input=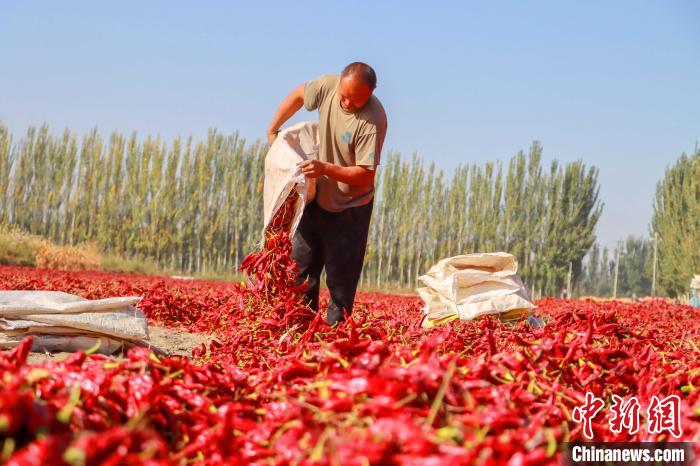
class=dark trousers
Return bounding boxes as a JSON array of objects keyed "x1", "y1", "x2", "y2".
[{"x1": 291, "y1": 199, "x2": 373, "y2": 325}]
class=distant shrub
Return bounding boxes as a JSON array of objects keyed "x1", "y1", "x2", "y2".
[
  {"x1": 35, "y1": 242, "x2": 101, "y2": 271},
  {"x1": 0, "y1": 225, "x2": 44, "y2": 266}
]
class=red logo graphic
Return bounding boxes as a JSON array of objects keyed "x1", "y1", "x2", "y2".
[
  {"x1": 647, "y1": 394, "x2": 682, "y2": 438},
  {"x1": 572, "y1": 392, "x2": 605, "y2": 439},
  {"x1": 609, "y1": 395, "x2": 641, "y2": 435},
  {"x1": 572, "y1": 393, "x2": 683, "y2": 439}
]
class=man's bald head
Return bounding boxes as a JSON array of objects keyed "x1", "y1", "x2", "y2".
[
  {"x1": 340, "y1": 62, "x2": 377, "y2": 90},
  {"x1": 338, "y1": 62, "x2": 377, "y2": 112}
]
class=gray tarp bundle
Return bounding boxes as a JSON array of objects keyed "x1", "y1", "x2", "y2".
[{"x1": 0, "y1": 290, "x2": 156, "y2": 355}]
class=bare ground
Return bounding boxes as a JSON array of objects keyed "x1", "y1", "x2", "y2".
[{"x1": 25, "y1": 325, "x2": 212, "y2": 365}]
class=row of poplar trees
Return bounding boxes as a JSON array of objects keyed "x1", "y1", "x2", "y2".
[
  {"x1": 579, "y1": 237, "x2": 653, "y2": 298},
  {"x1": 651, "y1": 147, "x2": 700, "y2": 297},
  {"x1": 0, "y1": 122, "x2": 603, "y2": 296},
  {"x1": 0, "y1": 124, "x2": 265, "y2": 273},
  {"x1": 579, "y1": 146, "x2": 699, "y2": 299},
  {"x1": 366, "y1": 145, "x2": 602, "y2": 297}
]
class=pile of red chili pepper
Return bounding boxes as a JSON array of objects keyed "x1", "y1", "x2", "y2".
[{"x1": 0, "y1": 216, "x2": 699, "y2": 463}]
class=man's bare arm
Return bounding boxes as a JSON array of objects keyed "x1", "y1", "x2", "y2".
[
  {"x1": 298, "y1": 160, "x2": 375, "y2": 186},
  {"x1": 267, "y1": 84, "x2": 305, "y2": 146}
]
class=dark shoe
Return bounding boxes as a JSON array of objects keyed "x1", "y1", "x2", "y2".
[
  {"x1": 527, "y1": 315, "x2": 545, "y2": 328},
  {"x1": 326, "y1": 305, "x2": 348, "y2": 326}
]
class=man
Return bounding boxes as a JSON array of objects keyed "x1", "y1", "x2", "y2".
[{"x1": 267, "y1": 62, "x2": 388, "y2": 325}]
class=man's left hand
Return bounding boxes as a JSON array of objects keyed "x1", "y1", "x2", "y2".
[{"x1": 298, "y1": 160, "x2": 326, "y2": 178}]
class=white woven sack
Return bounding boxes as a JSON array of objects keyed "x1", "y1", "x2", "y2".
[
  {"x1": 262, "y1": 121, "x2": 318, "y2": 240},
  {"x1": 0, "y1": 291, "x2": 148, "y2": 340},
  {"x1": 418, "y1": 252, "x2": 534, "y2": 324}
]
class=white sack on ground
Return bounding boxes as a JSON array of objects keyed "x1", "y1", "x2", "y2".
[
  {"x1": 418, "y1": 252, "x2": 535, "y2": 327},
  {"x1": 0, "y1": 290, "x2": 150, "y2": 354},
  {"x1": 17, "y1": 307, "x2": 148, "y2": 340},
  {"x1": 0, "y1": 291, "x2": 147, "y2": 340},
  {"x1": 691, "y1": 275, "x2": 700, "y2": 290},
  {"x1": 263, "y1": 121, "x2": 318, "y2": 239},
  {"x1": 0, "y1": 290, "x2": 141, "y2": 315}
]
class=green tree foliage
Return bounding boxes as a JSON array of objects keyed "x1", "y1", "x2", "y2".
[
  {"x1": 619, "y1": 236, "x2": 652, "y2": 298},
  {"x1": 580, "y1": 237, "x2": 653, "y2": 298},
  {"x1": 362, "y1": 141, "x2": 602, "y2": 296},
  {"x1": 0, "y1": 122, "x2": 604, "y2": 295},
  {"x1": 0, "y1": 122, "x2": 265, "y2": 274},
  {"x1": 651, "y1": 147, "x2": 700, "y2": 297}
]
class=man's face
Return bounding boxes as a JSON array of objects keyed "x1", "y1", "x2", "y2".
[{"x1": 338, "y1": 76, "x2": 373, "y2": 112}]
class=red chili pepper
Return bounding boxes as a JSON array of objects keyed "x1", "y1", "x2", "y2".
[{"x1": 0, "y1": 230, "x2": 699, "y2": 464}]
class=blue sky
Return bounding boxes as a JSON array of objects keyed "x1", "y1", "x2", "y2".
[{"x1": 1, "y1": 1, "x2": 698, "y2": 249}]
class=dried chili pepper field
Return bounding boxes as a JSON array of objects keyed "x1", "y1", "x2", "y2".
[{"x1": 1, "y1": 232, "x2": 699, "y2": 464}]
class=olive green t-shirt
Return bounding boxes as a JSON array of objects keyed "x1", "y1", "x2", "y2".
[{"x1": 304, "y1": 74, "x2": 388, "y2": 212}]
